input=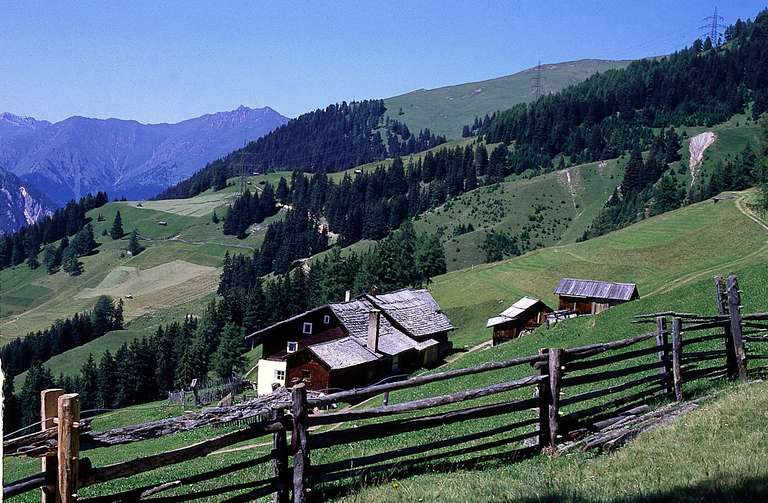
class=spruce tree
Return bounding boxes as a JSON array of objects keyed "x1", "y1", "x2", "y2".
[
  {"x1": 2, "y1": 372, "x2": 20, "y2": 432},
  {"x1": 212, "y1": 323, "x2": 246, "y2": 377},
  {"x1": 211, "y1": 210, "x2": 219, "y2": 224},
  {"x1": 128, "y1": 229, "x2": 144, "y2": 256},
  {"x1": 622, "y1": 144, "x2": 645, "y2": 194},
  {"x1": 62, "y1": 246, "x2": 83, "y2": 276},
  {"x1": 43, "y1": 245, "x2": 59, "y2": 274},
  {"x1": 97, "y1": 350, "x2": 117, "y2": 408},
  {"x1": 110, "y1": 211, "x2": 124, "y2": 239},
  {"x1": 80, "y1": 354, "x2": 99, "y2": 409},
  {"x1": 73, "y1": 223, "x2": 97, "y2": 256},
  {"x1": 27, "y1": 250, "x2": 40, "y2": 269},
  {"x1": 19, "y1": 362, "x2": 55, "y2": 426}
]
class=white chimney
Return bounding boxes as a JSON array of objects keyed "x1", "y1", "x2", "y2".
[
  {"x1": 345, "y1": 290, "x2": 351, "y2": 302},
  {"x1": 367, "y1": 309, "x2": 380, "y2": 352}
]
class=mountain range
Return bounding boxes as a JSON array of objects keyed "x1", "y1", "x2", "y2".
[
  {"x1": 0, "y1": 167, "x2": 55, "y2": 234},
  {"x1": 0, "y1": 106, "x2": 288, "y2": 210}
]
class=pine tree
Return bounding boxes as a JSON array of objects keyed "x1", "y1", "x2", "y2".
[
  {"x1": 758, "y1": 117, "x2": 768, "y2": 213},
  {"x1": 72, "y1": 223, "x2": 97, "y2": 256},
  {"x1": 79, "y1": 354, "x2": 99, "y2": 409},
  {"x1": 212, "y1": 323, "x2": 246, "y2": 377},
  {"x1": 27, "y1": 250, "x2": 40, "y2": 269},
  {"x1": 128, "y1": 229, "x2": 144, "y2": 256},
  {"x1": 97, "y1": 350, "x2": 117, "y2": 408},
  {"x1": 110, "y1": 211, "x2": 124, "y2": 239},
  {"x1": 62, "y1": 246, "x2": 83, "y2": 276},
  {"x1": 415, "y1": 233, "x2": 446, "y2": 285},
  {"x1": 43, "y1": 245, "x2": 59, "y2": 274},
  {"x1": 19, "y1": 362, "x2": 55, "y2": 426},
  {"x1": 2, "y1": 372, "x2": 20, "y2": 432},
  {"x1": 622, "y1": 144, "x2": 645, "y2": 194}
]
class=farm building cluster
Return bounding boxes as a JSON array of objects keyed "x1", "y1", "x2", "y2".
[
  {"x1": 248, "y1": 278, "x2": 639, "y2": 395},
  {"x1": 487, "y1": 278, "x2": 639, "y2": 346},
  {"x1": 247, "y1": 289, "x2": 454, "y2": 395}
]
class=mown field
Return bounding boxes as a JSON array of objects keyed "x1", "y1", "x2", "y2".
[{"x1": 5, "y1": 191, "x2": 767, "y2": 502}]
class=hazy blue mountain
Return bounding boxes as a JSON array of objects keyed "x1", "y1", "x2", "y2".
[
  {"x1": 0, "y1": 167, "x2": 54, "y2": 234},
  {"x1": 0, "y1": 106, "x2": 288, "y2": 205}
]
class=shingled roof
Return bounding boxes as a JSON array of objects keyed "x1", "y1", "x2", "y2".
[
  {"x1": 366, "y1": 289, "x2": 454, "y2": 338},
  {"x1": 486, "y1": 297, "x2": 551, "y2": 328},
  {"x1": 309, "y1": 337, "x2": 380, "y2": 370},
  {"x1": 329, "y1": 299, "x2": 419, "y2": 356},
  {"x1": 554, "y1": 278, "x2": 638, "y2": 302}
]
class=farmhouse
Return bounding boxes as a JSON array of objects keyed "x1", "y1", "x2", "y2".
[
  {"x1": 486, "y1": 297, "x2": 552, "y2": 345},
  {"x1": 554, "y1": 278, "x2": 639, "y2": 315},
  {"x1": 247, "y1": 289, "x2": 454, "y2": 395}
]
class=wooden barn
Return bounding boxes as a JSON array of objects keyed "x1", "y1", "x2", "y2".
[
  {"x1": 486, "y1": 297, "x2": 552, "y2": 346},
  {"x1": 554, "y1": 278, "x2": 639, "y2": 315},
  {"x1": 247, "y1": 289, "x2": 454, "y2": 395}
]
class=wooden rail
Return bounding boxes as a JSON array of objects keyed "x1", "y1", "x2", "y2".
[{"x1": 4, "y1": 274, "x2": 762, "y2": 503}]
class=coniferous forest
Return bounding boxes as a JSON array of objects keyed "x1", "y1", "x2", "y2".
[
  {"x1": 156, "y1": 100, "x2": 446, "y2": 199},
  {"x1": 0, "y1": 192, "x2": 108, "y2": 270}
]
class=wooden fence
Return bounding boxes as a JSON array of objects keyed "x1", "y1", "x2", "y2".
[{"x1": 4, "y1": 275, "x2": 767, "y2": 503}]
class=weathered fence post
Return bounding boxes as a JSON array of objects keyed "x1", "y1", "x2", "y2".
[
  {"x1": 714, "y1": 275, "x2": 737, "y2": 377},
  {"x1": 671, "y1": 318, "x2": 684, "y2": 401},
  {"x1": 57, "y1": 393, "x2": 80, "y2": 503},
  {"x1": 655, "y1": 317, "x2": 672, "y2": 394},
  {"x1": 41, "y1": 388, "x2": 65, "y2": 502},
  {"x1": 726, "y1": 275, "x2": 748, "y2": 381},
  {"x1": 536, "y1": 348, "x2": 550, "y2": 449},
  {"x1": 271, "y1": 409, "x2": 289, "y2": 503},
  {"x1": 291, "y1": 383, "x2": 310, "y2": 503},
  {"x1": 547, "y1": 349, "x2": 563, "y2": 447}
]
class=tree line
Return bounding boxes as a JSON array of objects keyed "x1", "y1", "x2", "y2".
[
  {"x1": 237, "y1": 142, "x2": 505, "y2": 276},
  {"x1": 481, "y1": 12, "x2": 768, "y2": 174},
  {"x1": 155, "y1": 100, "x2": 446, "y2": 199},
  {"x1": 1, "y1": 296, "x2": 123, "y2": 378},
  {"x1": 0, "y1": 192, "x2": 108, "y2": 270}
]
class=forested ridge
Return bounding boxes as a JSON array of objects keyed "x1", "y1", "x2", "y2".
[
  {"x1": 156, "y1": 100, "x2": 446, "y2": 199},
  {"x1": 0, "y1": 192, "x2": 108, "y2": 270},
  {"x1": 481, "y1": 14, "x2": 768, "y2": 167}
]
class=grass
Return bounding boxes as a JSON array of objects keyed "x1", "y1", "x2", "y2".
[
  {"x1": 384, "y1": 59, "x2": 632, "y2": 139},
  {"x1": 335, "y1": 381, "x2": 768, "y2": 503},
  {"x1": 4, "y1": 193, "x2": 768, "y2": 502},
  {"x1": 431, "y1": 193, "x2": 768, "y2": 349},
  {"x1": 414, "y1": 158, "x2": 624, "y2": 271}
]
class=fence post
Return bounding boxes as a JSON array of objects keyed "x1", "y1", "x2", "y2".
[
  {"x1": 57, "y1": 393, "x2": 80, "y2": 503},
  {"x1": 654, "y1": 317, "x2": 672, "y2": 394},
  {"x1": 726, "y1": 275, "x2": 748, "y2": 381},
  {"x1": 535, "y1": 348, "x2": 550, "y2": 449},
  {"x1": 714, "y1": 275, "x2": 737, "y2": 377},
  {"x1": 671, "y1": 318, "x2": 684, "y2": 401},
  {"x1": 291, "y1": 384, "x2": 310, "y2": 503},
  {"x1": 272, "y1": 409, "x2": 289, "y2": 503},
  {"x1": 41, "y1": 388, "x2": 65, "y2": 502},
  {"x1": 547, "y1": 349, "x2": 563, "y2": 447}
]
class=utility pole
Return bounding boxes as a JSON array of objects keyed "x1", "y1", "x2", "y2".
[
  {"x1": 700, "y1": 7, "x2": 725, "y2": 47},
  {"x1": 531, "y1": 59, "x2": 544, "y2": 99}
]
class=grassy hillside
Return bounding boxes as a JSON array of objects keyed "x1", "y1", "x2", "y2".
[
  {"x1": 384, "y1": 59, "x2": 632, "y2": 139},
  {"x1": 432, "y1": 193, "x2": 767, "y2": 349},
  {"x1": 337, "y1": 381, "x2": 768, "y2": 503},
  {"x1": 415, "y1": 158, "x2": 624, "y2": 270},
  {"x1": 4, "y1": 191, "x2": 767, "y2": 502}
]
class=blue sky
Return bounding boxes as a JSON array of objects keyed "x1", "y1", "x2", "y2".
[{"x1": 1, "y1": 1, "x2": 765, "y2": 123}]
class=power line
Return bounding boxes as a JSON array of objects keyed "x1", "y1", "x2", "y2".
[
  {"x1": 531, "y1": 59, "x2": 544, "y2": 99},
  {"x1": 699, "y1": 6, "x2": 725, "y2": 46}
]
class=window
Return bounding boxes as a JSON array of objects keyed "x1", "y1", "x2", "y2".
[
  {"x1": 392, "y1": 355, "x2": 400, "y2": 371},
  {"x1": 274, "y1": 369, "x2": 285, "y2": 381},
  {"x1": 302, "y1": 322, "x2": 313, "y2": 335},
  {"x1": 287, "y1": 341, "x2": 298, "y2": 353},
  {"x1": 323, "y1": 315, "x2": 331, "y2": 324}
]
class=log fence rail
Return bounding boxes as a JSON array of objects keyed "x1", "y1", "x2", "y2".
[{"x1": 4, "y1": 275, "x2": 767, "y2": 502}]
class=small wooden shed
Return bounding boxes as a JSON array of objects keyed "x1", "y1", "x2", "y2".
[
  {"x1": 554, "y1": 278, "x2": 639, "y2": 315},
  {"x1": 486, "y1": 297, "x2": 553, "y2": 346}
]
